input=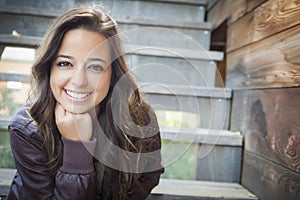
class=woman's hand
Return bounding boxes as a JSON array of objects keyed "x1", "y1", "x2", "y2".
[{"x1": 55, "y1": 103, "x2": 92, "y2": 141}]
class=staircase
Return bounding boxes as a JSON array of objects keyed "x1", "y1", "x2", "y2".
[{"x1": 0, "y1": 0, "x2": 257, "y2": 199}]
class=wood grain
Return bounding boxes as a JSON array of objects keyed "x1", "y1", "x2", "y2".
[
  {"x1": 228, "y1": 0, "x2": 300, "y2": 52},
  {"x1": 247, "y1": 0, "x2": 267, "y2": 12},
  {"x1": 231, "y1": 88, "x2": 300, "y2": 173},
  {"x1": 226, "y1": 23, "x2": 300, "y2": 89},
  {"x1": 242, "y1": 151, "x2": 300, "y2": 200},
  {"x1": 207, "y1": 0, "x2": 247, "y2": 30}
]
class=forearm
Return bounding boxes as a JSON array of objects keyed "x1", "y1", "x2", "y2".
[{"x1": 8, "y1": 127, "x2": 97, "y2": 200}]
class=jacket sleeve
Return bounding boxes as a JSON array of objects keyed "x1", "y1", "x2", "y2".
[
  {"x1": 128, "y1": 132, "x2": 164, "y2": 199},
  {"x1": 8, "y1": 126, "x2": 96, "y2": 200}
]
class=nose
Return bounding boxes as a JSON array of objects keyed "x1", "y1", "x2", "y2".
[{"x1": 71, "y1": 67, "x2": 88, "y2": 88}]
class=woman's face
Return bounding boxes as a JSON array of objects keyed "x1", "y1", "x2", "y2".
[{"x1": 50, "y1": 29, "x2": 112, "y2": 114}]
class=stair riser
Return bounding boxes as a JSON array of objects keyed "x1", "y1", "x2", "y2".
[
  {"x1": 142, "y1": 94, "x2": 231, "y2": 129},
  {"x1": 102, "y1": 0, "x2": 205, "y2": 23},
  {"x1": 0, "y1": 0, "x2": 206, "y2": 23},
  {"x1": 126, "y1": 54, "x2": 216, "y2": 86},
  {"x1": 0, "y1": 14, "x2": 52, "y2": 37},
  {"x1": 118, "y1": 24, "x2": 210, "y2": 50},
  {"x1": 195, "y1": 145, "x2": 242, "y2": 182},
  {"x1": 0, "y1": 13, "x2": 210, "y2": 50},
  {"x1": 0, "y1": 0, "x2": 74, "y2": 10}
]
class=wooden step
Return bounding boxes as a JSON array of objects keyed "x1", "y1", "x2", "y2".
[
  {"x1": 0, "y1": 6, "x2": 211, "y2": 50},
  {"x1": 0, "y1": 0, "x2": 206, "y2": 22},
  {"x1": 111, "y1": 19, "x2": 211, "y2": 50},
  {"x1": 126, "y1": 56, "x2": 217, "y2": 87},
  {"x1": 124, "y1": 45, "x2": 223, "y2": 87},
  {"x1": 138, "y1": 84, "x2": 232, "y2": 129},
  {"x1": 147, "y1": 179, "x2": 258, "y2": 200},
  {"x1": 0, "y1": 34, "x2": 223, "y2": 86},
  {"x1": 102, "y1": 0, "x2": 206, "y2": 23},
  {"x1": 159, "y1": 126, "x2": 242, "y2": 182},
  {"x1": 0, "y1": 169, "x2": 257, "y2": 200}
]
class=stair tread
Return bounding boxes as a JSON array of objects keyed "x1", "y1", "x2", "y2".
[
  {"x1": 161, "y1": 127, "x2": 242, "y2": 146},
  {"x1": 151, "y1": 179, "x2": 258, "y2": 199},
  {"x1": 115, "y1": 16, "x2": 211, "y2": 29},
  {"x1": 0, "y1": 170, "x2": 257, "y2": 199},
  {"x1": 125, "y1": 45, "x2": 223, "y2": 61},
  {"x1": 138, "y1": 83, "x2": 231, "y2": 98}
]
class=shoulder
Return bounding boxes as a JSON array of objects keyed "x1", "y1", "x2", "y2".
[{"x1": 8, "y1": 105, "x2": 40, "y2": 140}]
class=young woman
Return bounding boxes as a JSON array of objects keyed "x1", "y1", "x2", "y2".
[{"x1": 8, "y1": 5, "x2": 163, "y2": 200}]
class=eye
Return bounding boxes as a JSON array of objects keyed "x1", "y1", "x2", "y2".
[
  {"x1": 87, "y1": 64, "x2": 104, "y2": 72},
  {"x1": 56, "y1": 61, "x2": 73, "y2": 67}
]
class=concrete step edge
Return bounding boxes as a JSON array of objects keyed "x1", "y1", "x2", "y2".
[
  {"x1": 125, "y1": 45, "x2": 223, "y2": 61},
  {"x1": 161, "y1": 127, "x2": 242, "y2": 146},
  {"x1": 138, "y1": 83, "x2": 232, "y2": 98},
  {"x1": 115, "y1": 16, "x2": 211, "y2": 30}
]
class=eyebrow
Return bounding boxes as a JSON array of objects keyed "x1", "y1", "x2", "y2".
[{"x1": 56, "y1": 54, "x2": 108, "y2": 65}]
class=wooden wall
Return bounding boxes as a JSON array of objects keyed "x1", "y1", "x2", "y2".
[{"x1": 207, "y1": 0, "x2": 300, "y2": 199}]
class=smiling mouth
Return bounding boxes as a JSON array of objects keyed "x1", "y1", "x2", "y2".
[{"x1": 65, "y1": 89, "x2": 91, "y2": 100}]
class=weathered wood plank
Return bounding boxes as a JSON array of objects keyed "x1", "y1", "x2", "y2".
[
  {"x1": 228, "y1": 0, "x2": 300, "y2": 52},
  {"x1": 226, "y1": 24, "x2": 300, "y2": 89},
  {"x1": 148, "y1": 179, "x2": 257, "y2": 200},
  {"x1": 242, "y1": 151, "x2": 300, "y2": 200},
  {"x1": 207, "y1": 0, "x2": 247, "y2": 30},
  {"x1": 246, "y1": 0, "x2": 267, "y2": 12},
  {"x1": 231, "y1": 88, "x2": 300, "y2": 173}
]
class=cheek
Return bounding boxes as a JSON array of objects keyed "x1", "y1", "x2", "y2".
[
  {"x1": 94, "y1": 72, "x2": 111, "y2": 98},
  {"x1": 50, "y1": 70, "x2": 65, "y2": 95}
]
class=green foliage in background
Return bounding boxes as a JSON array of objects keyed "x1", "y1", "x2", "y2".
[
  {"x1": 161, "y1": 140, "x2": 196, "y2": 180},
  {"x1": 0, "y1": 130, "x2": 14, "y2": 168},
  {"x1": 0, "y1": 88, "x2": 22, "y2": 115}
]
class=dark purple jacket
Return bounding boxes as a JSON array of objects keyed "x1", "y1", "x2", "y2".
[{"x1": 7, "y1": 107, "x2": 163, "y2": 200}]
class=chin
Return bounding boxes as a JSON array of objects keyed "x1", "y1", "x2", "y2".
[{"x1": 64, "y1": 105, "x2": 93, "y2": 114}]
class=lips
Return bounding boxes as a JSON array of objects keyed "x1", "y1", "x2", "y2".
[{"x1": 65, "y1": 89, "x2": 91, "y2": 100}]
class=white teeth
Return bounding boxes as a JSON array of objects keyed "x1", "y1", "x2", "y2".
[{"x1": 66, "y1": 90, "x2": 89, "y2": 99}]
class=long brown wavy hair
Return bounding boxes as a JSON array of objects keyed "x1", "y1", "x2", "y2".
[{"x1": 29, "y1": 5, "x2": 160, "y2": 199}]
